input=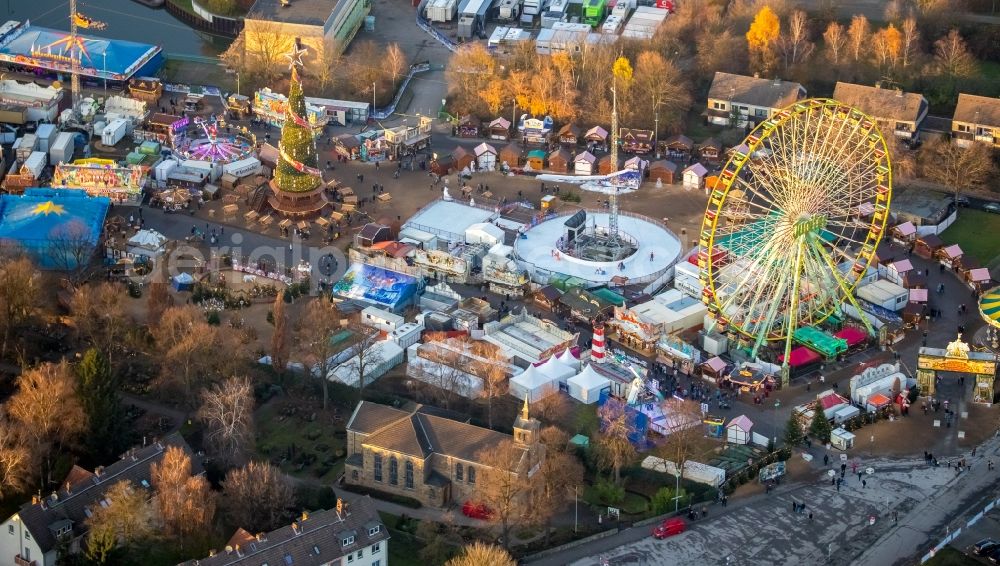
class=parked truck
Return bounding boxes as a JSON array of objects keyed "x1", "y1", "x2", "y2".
[
  {"x1": 102, "y1": 118, "x2": 128, "y2": 147},
  {"x1": 523, "y1": 0, "x2": 543, "y2": 16},
  {"x1": 36, "y1": 124, "x2": 56, "y2": 152},
  {"x1": 497, "y1": 0, "x2": 520, "y2": 21},
  {"x1": 48, "y1": 132, "x2": 75, "y2": 165},
  {"x1": 583, "y1": 0, "x2": 606, "y2": 26},
  {"x1": 425, "y1": 0, "x2": 458, "y2": 22},
  {"x1": 21, "y1": 151, "x2": 47, "y2": 180}
]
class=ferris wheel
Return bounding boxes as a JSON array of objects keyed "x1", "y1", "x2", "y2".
[{"x1": 699, "y1": 99, "x2": 892, "y2": 375}]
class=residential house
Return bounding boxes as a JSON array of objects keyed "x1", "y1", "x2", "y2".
[
  {"x1": 245, "y1": 0, "x2": 370, "y2": 59},
  {"x1": 832, "y1": 82, "x2": 928, "y2": 143},
  {"x1": 0, "y1": 434, "x2": 199, "y2": 566},
  {"x1": 705, "y1": 72, "x2": 806, "y2": 128},
  {"x1": 178, "y1": 497, "x2": 389, "y2": 566},
  {"x1": 344, "y1": 400, "x2": 545, "y2": 508},
  {"x1": 952, "y1": 93, "x2": 1000, "y2": 149}
]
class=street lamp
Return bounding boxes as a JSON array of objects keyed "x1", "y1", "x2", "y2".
[
  {"x1": 102, "y1": 51, "x2": 107, "y2": 98},
  {"x1": 236, "y1": 71, "x2": 240, "y2": 97},
  {"x1": 372, "y1": 82, "x2": 376, "y2": 114}
]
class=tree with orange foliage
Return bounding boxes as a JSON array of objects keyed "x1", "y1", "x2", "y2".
[
  {"x1": 152, "y1": 446, "x2": 215, "y2": 545},
  {"x1": 872, "y1": 24, "x2": 903, "y2": 71},
  {"x1": 746, "y1": 6, "x2": 781, "y2": 75}
]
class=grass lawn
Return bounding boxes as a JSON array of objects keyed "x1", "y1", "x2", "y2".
[
  {"x1": 255, "y1": 402, "x2": 346, "y2": 483},
  {"x1": 940, "y1": 209, "x2": 1000, "y2": 266},
  {"x1": 925, "y1": 547, "x2": 978, "y2": 566}
]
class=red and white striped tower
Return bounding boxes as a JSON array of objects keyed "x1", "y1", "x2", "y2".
[{"x1": 591, "y1": 322, "x2": 606, "y2": 363}]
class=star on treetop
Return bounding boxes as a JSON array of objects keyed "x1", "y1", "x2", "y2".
[{"x1": 285, "y1": 43, "x2": 308, "y2": 70}]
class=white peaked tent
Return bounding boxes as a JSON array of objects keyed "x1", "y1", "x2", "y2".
[
  {"x1": 568, "y1": 364, "x2": 611, "y2": 404},
  {"x1": 538, "y1": 356, "x2": 576, "y2": 387},
  {"x1": 465, "y1": 222, "x2": 505, "y2": 246},
  {"x1": 509, "y1": 364, "x2": 558, "y2": 402},
  {"x1": 557, "y1": 348, "x2": 581, "y2": 370}
]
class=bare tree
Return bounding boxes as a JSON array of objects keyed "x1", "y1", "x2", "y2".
[
  {"x1": 472, "y1": 341, "x2": 509, "y2": 428},
  {"x1": 933, "y1": 28, "x2": 976, "y2": 82},
  {"x1": 594, "y1": 398, "x2": 637, "y2": 485},
  {"x1": 473, "y1": 439, "x2": 538, "y2": 550},
  {"x1": 270, "y1": 293, "x2": 290, "y2": 374},
  {"x1": 412, "y1": 337, "x2": 473, "y2": 409},
  {"x1": 651, "y1": 399, "x2": 704, "y2": 488},
  {"x1": 198, "y1": 376, "x2": 255, "y2": 467},
  {"x1": 846, "y1": 15, "x2": 871, "y2": 63},
  {"x1": 0, "y1": 256, "x2": 40, "y2": 357},
  {"x1": 922, "y1": 140, "x2": 997, "y2": 201},
  {"x1": 900, "y1": 17, "x2": 920, "y2": 70},
  {"x1": 85, "y1": 480, "x2": 156, "y2": 550},
  {"x1": 153, "y1": 306, "x2": 222, "y2": 397},
  {"x1": 445, "y1": 542, "x2": 516, "y2": 566},
  {"x1": 296, "y1": 299, "x2": 343, "y2": 410},
  {"x1": 241, "y1": 16, "x2": 295, "y2": 82},
  {"x1": 823, "y1": 22, "x2": 847, "y2": 67},
  {"x1": 778, "y1": 10, "x2": 814, "y2": 70},
  {"x1": 0, "y1": 414, "x2": 33, "y2": 498},
  {"x1": 146, "y1": 280, "x2": 173, "y2": 326},
  {"x1": 222, "y1": 461, "x2": 294, "y2": 532},
  {"x1": 348, "y1": 41, "x2": 386, "y2": 99},
  {"x1": 69, "y1": 282, "x2": 131, "y2": 364},
  {"x1": 310, "y1": 39, "x2": 344, "y2": 94},
  {"x1": 531, "y1": 428, "x2": 583, "y2": 545},
  {"x1": 48, "y1": 219, "x2": 96, "y2": 280},
  {"x1": 342, "y1": 317, "x2": 385, "y2": 394},
  {"x1": 385, "y1": 42, "x2": 408, "y2": 89},
  {"x1": 628, "y1": 52, "x2": 691, "y2": 137},
  {"x1": 151, "y1": 446, "x2": 215, "y2": 544},
  {"x1": 696, "y1": 28, "x2": 747, "y2": 75}
]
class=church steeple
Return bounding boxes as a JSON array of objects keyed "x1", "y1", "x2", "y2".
[{"x1": 513, "y1": 395, "x2": 540, "y2": 447}]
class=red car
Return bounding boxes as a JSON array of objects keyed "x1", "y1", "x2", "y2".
[
  {"x1": 652, "y1": 518, "x2": 686, "y2": 539},
  {"x1": 462, "y1": 501, "x2": 493, "y2": 520}
]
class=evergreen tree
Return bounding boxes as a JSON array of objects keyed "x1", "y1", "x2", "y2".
[
  {"x1": 809, "y1": 402, "x2": 832, "y2": 443},
  {"x1": 272, "y1": 45, "x2": 321, "y2": 194},
  {"x1": 77, "y1": 349, "x2": 130, "y2": 462},
  {"x1": 783, "y1": 415, "x2": 804, "y2": 447}
]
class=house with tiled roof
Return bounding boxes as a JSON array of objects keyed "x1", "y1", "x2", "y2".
[
  {"x1": 179, "y1": 496, "x2": 388, "y2": 566},
  {"x1": 0, "y1": 433, "x2": 199, "y2": 566},
  {"x1": 705, "y1": 72, "x2": 806, "y2": 127},
  {"x1": 344, "y1": 400, "x2": 545, "y2": 508},
  {"x1": 952, "y1": 93, "x2": 1000, "y2": 149},
  {"x1": 832, "y1": 82, "x2": 928, "y2": 143}
]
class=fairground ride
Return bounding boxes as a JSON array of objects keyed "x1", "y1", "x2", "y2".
[{"x1": 698, "y1": 99, "x2": 893, "y2": 384}]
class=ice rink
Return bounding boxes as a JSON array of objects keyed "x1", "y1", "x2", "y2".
[{"x1": 514, "y1": 212, "x2": 682, "y2": 284}]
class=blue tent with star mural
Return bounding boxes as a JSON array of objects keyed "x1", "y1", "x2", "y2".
[{"x1": 0, "y1": 188, "x2": 110, "y2": 269}]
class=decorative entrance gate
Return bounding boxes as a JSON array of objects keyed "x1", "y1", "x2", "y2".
[{"x1": 917, "y1": 334, "x2": 998, "y2": 404}]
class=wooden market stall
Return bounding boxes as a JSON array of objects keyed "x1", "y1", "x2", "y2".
[
  {"x1": 620, "y1": 128, "x2": 653, "y2": 154},
  {"x1": 557, "y1": 124, "x2": 580, "y2": 146},
  {"x1": 452, "y1": 146, "x2": 475, "y2": 171},
  {"x1": 584, "y1": 126, "x2": 609, "y2": 151},
  {"x1": 474, "y1": 142, "x2": 497, "y2": 170},
  {"x1": 499, "y1": 142, "x2": 522, "y2": 168},
  {"x1": 598, "y1": 154, "x2": 621, "y2": 175},
  {"x1": 700, "y1": 356, "x2": 728, "y2": 382},
  {"x1": 532, "y1": 285, "x2": 563, "y2": 311},
  {"x1": 574, "y1": 151, "x2": 596, "y2": 175},
  {"x1": 457, "y1": 115, "x2": 481, "y2": 138},
  {"x1": 698, "y1": 138, "x2": 722, "y2": 162},
  {"x1": 488, "y1": 117, "x2": 512, "y2": 141},
  {"x1": 648, "y1": 160, "x2": 677, "y2": 184},
  {"x1": 431, "y1": 156, "x2": 455, "y2": 176},
  {"x1": 966, "y1": 267, "x2": 993, "y2": 292},
  {"x1": 914, "y1": 234, "x2": 944, "y2": 260},
  {"x1": 661, "y1": 134, "x2": 693, "y2": 160},
  {"x1": 526, "y1": 149, "x2": 546, "y2": 170},
  {"x1": 890, "y1": 221, "x2": 917, "y2": 246},
  {"x1": 548, "y1": 148, "x2": 571, "y2": 173},
  {"x1": 935, "y1": 244, "x2": 964, "y2": 269}
]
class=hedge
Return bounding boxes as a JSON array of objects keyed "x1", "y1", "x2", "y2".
[{"x1": 339, "y1": 483, "x2": 423, "y2": 509}]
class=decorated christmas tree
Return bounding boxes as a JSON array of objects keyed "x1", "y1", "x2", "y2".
[{"x1": 273, "y1": 43, "x2": 321, "y2": 194}]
